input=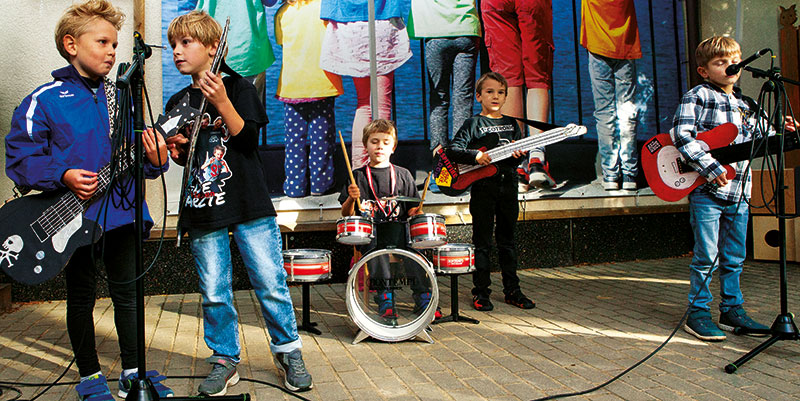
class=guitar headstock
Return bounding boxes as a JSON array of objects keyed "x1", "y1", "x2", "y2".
[
  {"x1": 154, "y1": 92, "x2": 201, "y2": 139},
  {"x1": 564, "y1": 123, "x2": 588, "y2": 138}
]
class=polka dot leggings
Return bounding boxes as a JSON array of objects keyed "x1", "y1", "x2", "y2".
[{"x1": 282, "y1": 97, "x2": 336, "y2": 198}]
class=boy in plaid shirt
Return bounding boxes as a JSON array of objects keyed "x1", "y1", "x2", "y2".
[{"x1": 671, "y1": 36, "x2": 795, "y2": 341}]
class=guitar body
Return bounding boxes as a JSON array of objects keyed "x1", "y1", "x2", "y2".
[
  {"x1": 0, "y1": 191, "x2": 102, "y2": 285},
  {"x1": 433, "y1": 134, "x2": 503, "y2": 196},
  {"x1": 641, "y1": 123, "x2": 738, "y2": 202}
]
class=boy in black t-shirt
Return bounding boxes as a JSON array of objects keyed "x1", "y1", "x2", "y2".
[
  {"x1": 447, "y1": 72, "x2": 536, "y2": 312},
  {"x1": 164, "y1": 11, "x2": 312, "y2": 395},
  {"x1": 339, "y1": 119, "x2": 435, "y2": 320}
]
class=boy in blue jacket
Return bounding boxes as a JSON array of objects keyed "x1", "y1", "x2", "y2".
[{"x1": 5, "y1": 1, "x2": 170, "y2": 400}]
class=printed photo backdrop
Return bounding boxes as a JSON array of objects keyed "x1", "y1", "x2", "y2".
[{"x1": 160, "y1": 0, "x2": 686, "y2": 201}]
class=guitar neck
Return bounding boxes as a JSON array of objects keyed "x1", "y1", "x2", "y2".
[
  {"x1": 460, "y1": 127, "x2": 569, "y2": 173},
  {"x1": 710, "y1": 133, "x2": 800, "y2": 165}
]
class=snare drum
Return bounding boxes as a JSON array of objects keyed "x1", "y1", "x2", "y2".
[
  {"x1": 408, "y1": 213, "x2": 447, "y2": 249},
  {"x1": 432, "y1": 244, "x2": 475, "y2": 275},
  {"x1": 282, "y1": 249, "x2": 332, "y2": 282},
  {"x1": 336, "y1": 216, "x2": 374, "y2": 245}
]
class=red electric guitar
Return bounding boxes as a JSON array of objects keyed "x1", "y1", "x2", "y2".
[
  {"x1": 642, "y1": 123, "x2": 800, "y2": 201},
  {"x1": 433, "y1": 124, "x2": 586, "y2": 196}
]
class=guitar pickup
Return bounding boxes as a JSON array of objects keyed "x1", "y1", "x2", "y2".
[{"x1": 674, "y1": 158, "x2": 691, "y2": 174}]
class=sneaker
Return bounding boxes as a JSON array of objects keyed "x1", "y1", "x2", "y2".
[
  {"x1": 428, "y1": 181, "x2": 441, "y2": 194},
  {"x1": 505, "y1": 290, "x2": 536, "y2": 309},
  {"x1": 274, "y1": 349, "x2": 313, "y2": 392},
  {"x1": 76, "y1": 374, "x2": 114, "y2": 401},
  {"x1": 198, "y1": 357, "x2": 239, "y2": 396},
  {"x1": 376, "y1": 292, "x2": 396, "y2": 319},
  {"x1": 413, "y1": 292, "x2": 432, "y2": 315},
  {"x1": 719, "y1": 306, "x2": 770, "y2": 336},
  {"x1": 602, "y1": 180, "x2": 619, "y2": 191},
  {"x1": 684, "y1": 309, "x2": 726, "y2": 341},
  {"x1": 118, "y1": 370, "x2": 174, "y2": 398},
  {"x1": 434, "y1": 306, "x2": 443, "y2": 321},
  {"x1": 622, "y1": 176, "x2": 637, "y2": 190},
  {"x1": 528, "y1": 158, "x2": 556, "y2": 189},
  {"x1": 472, "y1": 294, "x2": 494, "y2": 311}
]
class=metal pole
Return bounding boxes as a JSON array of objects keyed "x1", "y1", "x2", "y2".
[{"x1": 368, "y1": 0, "x2": 379, "y2": 120}]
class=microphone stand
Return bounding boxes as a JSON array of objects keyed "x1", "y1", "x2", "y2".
[
  {"x1": 724, "y1": 65, "x2": 800, "y2": 373},
  {"x1": 116, "y1": 33, "x2": 250, "y2": 401}
]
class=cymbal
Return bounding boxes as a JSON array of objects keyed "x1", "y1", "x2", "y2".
[{"x1": 379, "y1": 195, "x2": 422, "y2": 202}]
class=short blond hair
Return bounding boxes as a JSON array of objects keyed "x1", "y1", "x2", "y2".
[
  {"x1": 167, "y1": 10, "x2": 221, "y2": 49},
  {"x1": 362, "y1": 119, "x2": 398, "y2": 148},
  {"x1": 695, "y1": 36, "x2": 741, "y2": 67},
  {"x1": 55, "y1": 0, "x2": 125, "y2": 61}
]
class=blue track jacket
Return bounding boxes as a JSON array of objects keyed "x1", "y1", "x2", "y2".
[{"x1": 5, "y1": 65, "x2": 168, "y2": 233}]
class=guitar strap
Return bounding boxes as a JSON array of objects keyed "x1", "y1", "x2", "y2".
[
  {"x1": 103, "y1": 76, "x2": 117, "y2": 138},
  {"x1": 510, "y1": 116, "x2": 560, "y2": 132}
]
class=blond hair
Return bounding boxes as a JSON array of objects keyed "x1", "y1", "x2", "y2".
[
  {"x1": 476, "y1": 71, "x2": 508, "y2": 94},
  {"x1": 695, "y1": 36, "x2": 741, "y2": 67},
  {"x1": 55, "y1": 0, "x2": 125, "y2": 61},
  {"x1": 167, "y1": 10, "x2": 221, "y2": 49},
  {"x1": 362, "y1": 119, "x2": 398, "y2": 148}
]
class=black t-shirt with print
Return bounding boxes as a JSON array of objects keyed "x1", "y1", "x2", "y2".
[
  {"x1": 338, "y1": 164, "x2": 419, "y2": 224},
  {"x1": 447, "y1": 114, "x2": 524, "y2": 175},
  {"x1": 166, "y1": 74, "x2": 273, "y2": 231}
]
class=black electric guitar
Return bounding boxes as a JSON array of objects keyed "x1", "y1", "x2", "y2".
[
  {"x1": 0, "y1": 153, "x2": 138, "y2": 285},
  {"x1": 433, "y1": 124, "x2": 587, "y2": 196}
]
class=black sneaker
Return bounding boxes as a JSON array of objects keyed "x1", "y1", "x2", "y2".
[
  {"x1": 274, "y1": 349, "x2": 313, "y2": 392},
  {"x1": 505, "y1": 290, "x2": 535, "y2": 309},
  {"x1": 719, "y1": 306, "x2": 770, "y2": 337},
  {"x1": 472, "y1": 295, "x2": 494, "y2": 311}
]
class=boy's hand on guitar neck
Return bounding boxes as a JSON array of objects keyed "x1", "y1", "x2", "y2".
[
  {"x1": 475, "y1": 151, "x2": 492, "y2": 166},
  {"x1": 62, "y1": 169, "x2": 98, "y2": 200},
  {"x1": 785, "y1": 116, "x2": 797, "y2": 132},
  {"x1": 198, "y1": 70, "x2": 229, "y2": 109}
]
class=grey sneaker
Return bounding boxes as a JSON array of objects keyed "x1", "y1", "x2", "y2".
[
  {"x1": 273, "y1": 349, "x2": 313, "y2": 392},
  {"x1": 684, "y1": 309, "x2": 726, "y2": 341},
  {"x1": 198, "y1": 356, "x2": 239, "y2": 396},
  {"x1": 719, "y1": 306, "x2": 770, "y2": 337}
]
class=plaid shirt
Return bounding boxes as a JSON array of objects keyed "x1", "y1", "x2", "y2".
[{"x1": 670, "y1": 83, "x2": 768, "y2": 203}]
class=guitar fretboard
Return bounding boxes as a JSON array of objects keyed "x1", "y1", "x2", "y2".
[
  {"x1": 29, "y1": 151, "x2": 134, "y2": 242},
  {"x1": 459, "y1": 125, "x2": 582, "y2": 174}
]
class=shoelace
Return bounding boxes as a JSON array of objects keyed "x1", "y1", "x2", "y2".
[
  {"x1": 207, "y1": 363, "x2": 231, "y2": 381},
  {"x1": 286, "y1": 353, "x2": 308, "y2": 376}
]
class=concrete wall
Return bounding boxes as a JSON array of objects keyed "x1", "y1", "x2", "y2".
[
  {"x1": 698, "y1": 1, "x2": 793, "y2": 97},
  {"x1": 0, "y1": 0, "x2": 167, "y2": 227}
]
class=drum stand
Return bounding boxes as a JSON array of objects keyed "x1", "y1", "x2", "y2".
[
  {"x1": 296, "y1": 283, "x2": 321, "y2": 335},
  {"x1": 432, "y1": 274, "x2": 479, "y2": 325}
]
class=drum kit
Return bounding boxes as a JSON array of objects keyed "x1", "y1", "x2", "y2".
[{"x1": 282, "y1": 194, "x2": 478, "y2": 344}]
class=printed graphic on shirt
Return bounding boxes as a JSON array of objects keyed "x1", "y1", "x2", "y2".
[
  {"x1": 479, "y1": 124, "x2": 515, "y2": 135},
  {"x1": 359, "y1": 199, "x2": 400, "y2": 222},
  {"x1": 186, "y1": 113, "x2": 232, "y2": 209}
]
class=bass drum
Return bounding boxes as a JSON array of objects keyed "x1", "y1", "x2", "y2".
[{"x1": 346, "y1": 248, "x2": 439, "y2": 343}]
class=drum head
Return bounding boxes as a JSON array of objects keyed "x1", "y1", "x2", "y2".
[{"x1": 346, "y1": 248, "x2": 439, "y2": 342}]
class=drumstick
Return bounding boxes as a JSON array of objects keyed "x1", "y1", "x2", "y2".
[
  {"x1": 338, "y1": 130, "x2": 361, "y2": 213},
  {"x1": 418, "y1": 171, "x2": 432, "y2": 210}
]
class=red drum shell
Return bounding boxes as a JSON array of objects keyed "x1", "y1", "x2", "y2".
[
  {"x1": 282, "y1": 249, "x2": 332, "y2": 282},
  {"x1": 336, "y1": 216, "x2": 374, "y2": 245},
  {"x1": 432, "y1": 244, "x2": 475, "y2": 274},
  {"x1": 408, "y1": 213, "x2": 447, "y2": 249}
]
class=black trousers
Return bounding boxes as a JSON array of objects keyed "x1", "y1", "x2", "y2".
[
  {"x1": 65, "y1": 224, "x2": 138, "y2": 377},
  {"x1": 469, "y1": 174, "x2": 521, "y2": 297}
]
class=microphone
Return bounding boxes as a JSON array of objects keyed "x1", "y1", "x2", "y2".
[{"x1": 725, "y1": 48, "x2": 770, "y2": 76}]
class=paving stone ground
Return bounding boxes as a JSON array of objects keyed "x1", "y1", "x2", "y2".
[{"x1": 1, "y1": 256, "x2": 799, "y2": 400}]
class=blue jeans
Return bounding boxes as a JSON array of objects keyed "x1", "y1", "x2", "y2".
[
  {"x1": 688, "y1": 191, "x2": 748, "y2": 313},
  {"x1": 425, "y1": 36, "x2": 479, "y2": 151},
  {"x1": 587, "y1": 52, "x2": 638, "y2": 182},
  {"x1": 190, "y1": 216, "x2": 301, "y2": 362}
]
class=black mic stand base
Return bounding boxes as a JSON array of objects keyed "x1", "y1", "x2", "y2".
[
  {"x1": 724, "y1": 312, "x2": 800, "y2": 374},
  {"x1": 126, "y1": 379, "x2": 251, "y2": 401}
]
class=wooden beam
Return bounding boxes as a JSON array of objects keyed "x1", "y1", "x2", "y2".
[{"x1": 134, "y1": 0, "x2": 145, "y2": 37}]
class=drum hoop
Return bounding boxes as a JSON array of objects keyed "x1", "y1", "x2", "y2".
[{"x1": 345, "y1": 248, "x2": 439, "y2": 342}]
